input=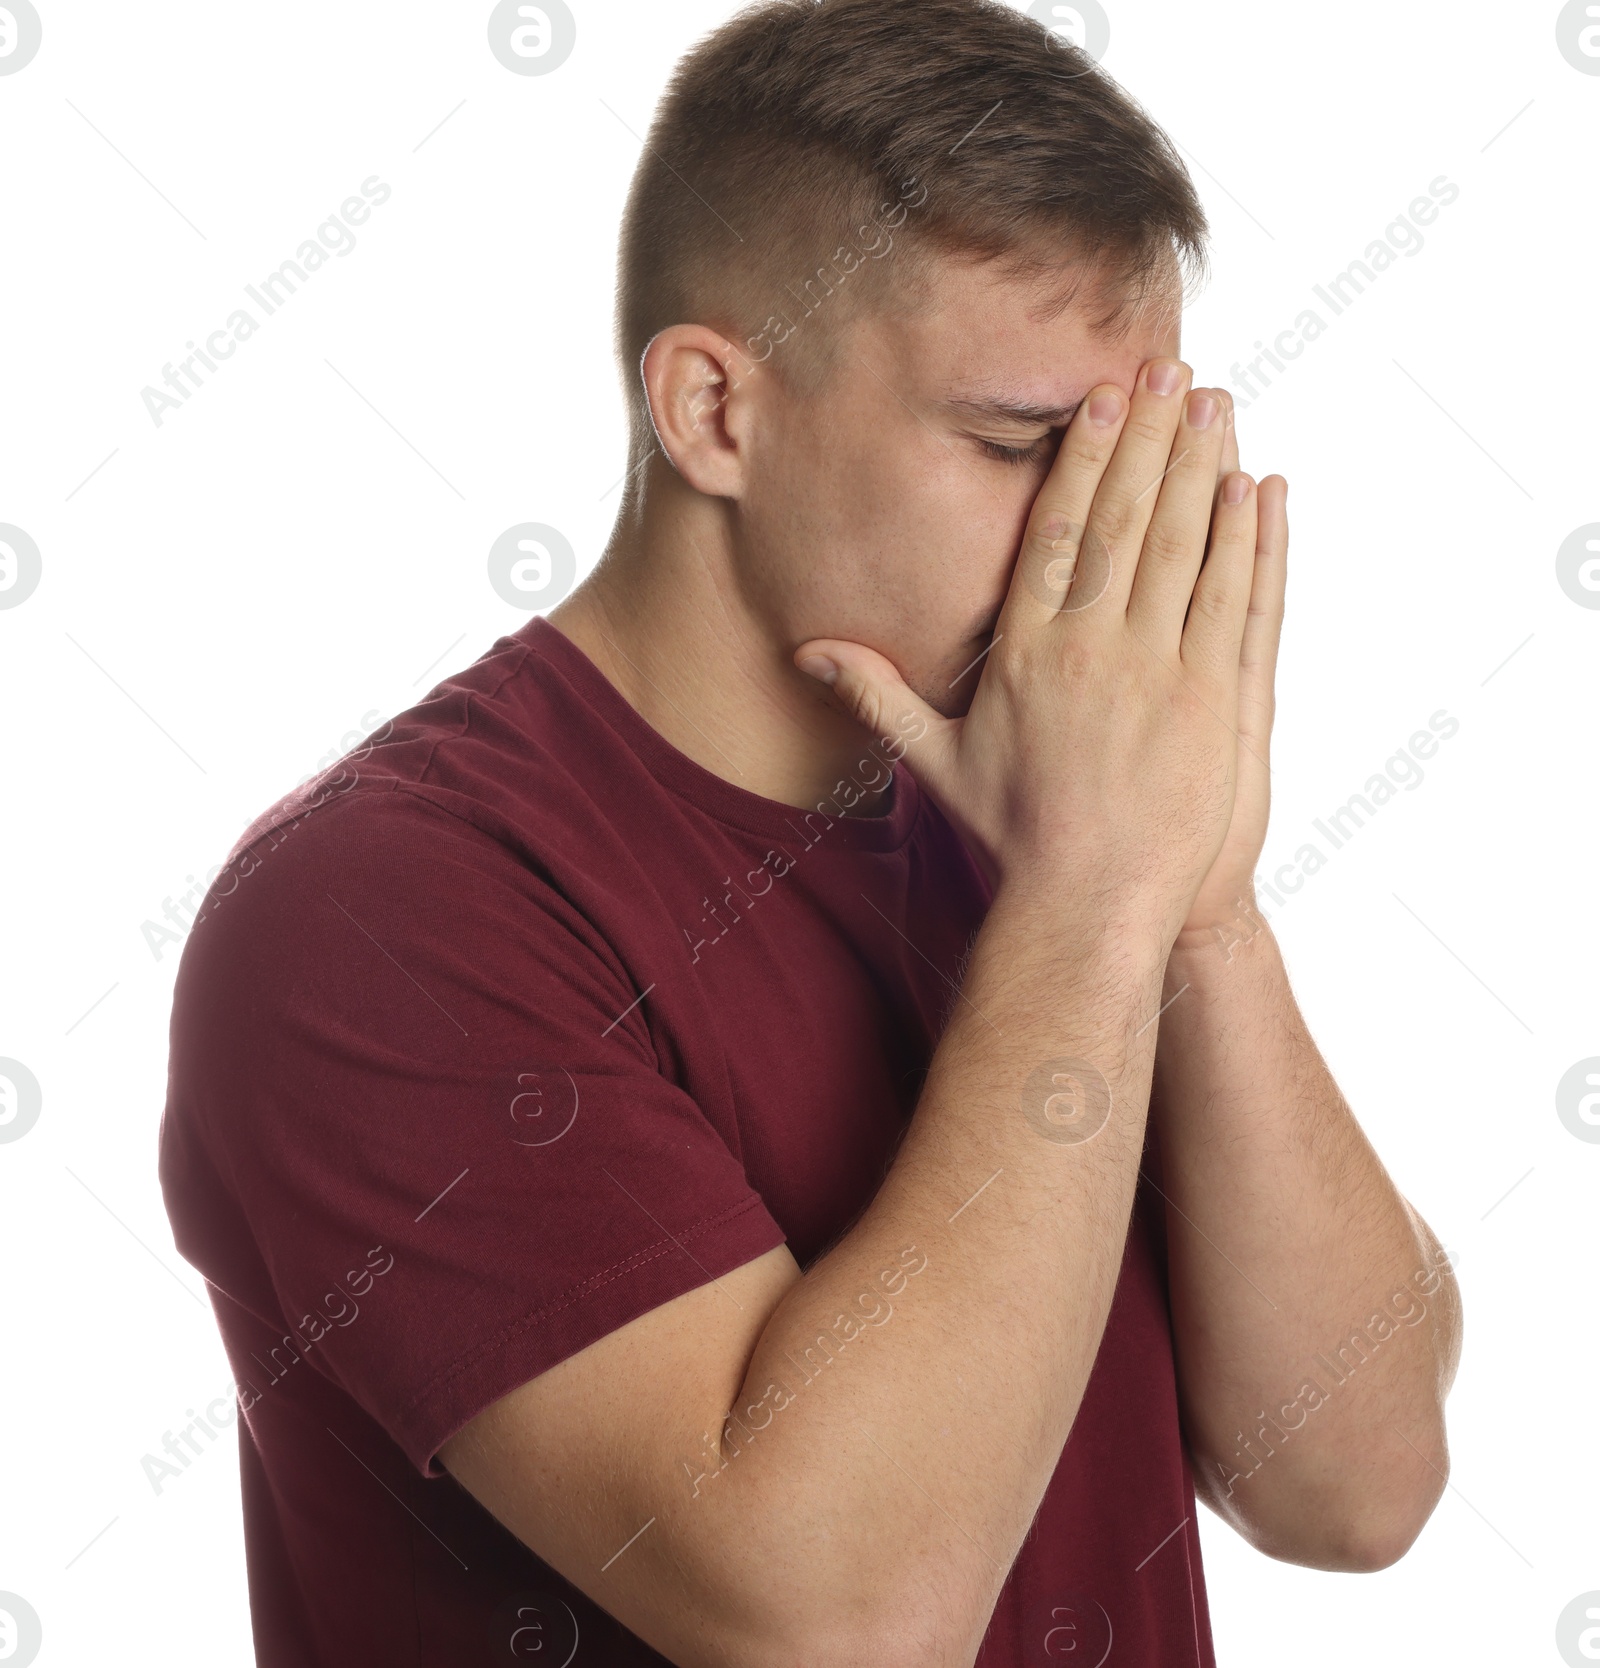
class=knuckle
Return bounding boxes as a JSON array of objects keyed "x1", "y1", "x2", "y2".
[
  {"x1": 1125, "y1": 409, "x2": 1175, "y2": 448},
  {"x1": 1086, "y1": 486, "x2": 1134, "y2": 543},
  {"x1": 1188, "y1": 579, "x2": 1235, "y2": 625},
  {"x1": 840, "y1": 678, "x2": 885, "y2": 735},
  {"x1": 1026, "y1": 501, "x2": 1081, "y2": 550},
  {"x1": 1061, "y1": 423, "x2": 1119, "y2": 466},
  {"x1": 1022, "y1": 510, "x2": 1083, "y2": 591},
  {"x1": 1173, "y1": 439, "x2": 1221, "y2": 485},
  {"x1": 1141, "y1": 518, "x2": 1194, "y2": 568},
  {"x1": 1041, "y1": 447, "x2": 1111, "y2": 509},
  {"x1": 1214, "y1": 514, "x2": 1258, "y2": 559}
]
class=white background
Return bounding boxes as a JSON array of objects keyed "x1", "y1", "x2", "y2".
[{"x1": 1, "y1": 1, "x2": 1596, "y2": 1663}]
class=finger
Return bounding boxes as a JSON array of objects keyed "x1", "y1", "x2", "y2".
[
  {"x1": 794, "y1": 639, "x2": 958, "y2": 796},
  {"x1": 1218, "y1": 390, "x2": 1240, "y2": 480},
  {"x1": 1237, "y1": 475, "x2": 1288, "y2": 732},
  {"x1": 1074, "y1": 357, "x2": 1194, "y2": 617},
  {"x1": 1180, "y1": 472, "x2": 1258, "y2": 680},
  {"x1": 1002, "y1": 384, "x2": 1130, "y2": 630},
  {"x1": 1123, "y1": 386, "x2": 1230, "y2": 645}
]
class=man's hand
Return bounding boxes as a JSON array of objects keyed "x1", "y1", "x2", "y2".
[
  {"x1": 798, "y1": 357, "x2": 1264, "y2": 951},
  {"x1": 1181, "y1": 396, "x2": 1290, "y2": 939}
]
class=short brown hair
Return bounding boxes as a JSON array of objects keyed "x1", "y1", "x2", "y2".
[{"x1": 614, "y1": 0, "x2": 1208, "y2": 464}]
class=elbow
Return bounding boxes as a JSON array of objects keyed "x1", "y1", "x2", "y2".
[
  {"x1": 1354, "y1": 1457, "x2": 1450, "y2": 1571},
  {"x1": 1254, "y1": 1463, "x2": 1448, "y2": 1574},
  {"x1": 1308, "y1": 1504, "x2": 1432, "y2": 1574},
  {"x1": 1334, "y1": 1427, "x2": 1453, "y2": 1573}
]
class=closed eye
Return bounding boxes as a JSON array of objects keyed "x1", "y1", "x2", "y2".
[{"x1": 977, "y1": 434, "x2": 1057, "y2": 466}]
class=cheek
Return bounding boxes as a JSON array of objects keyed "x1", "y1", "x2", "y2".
[
  {"x1": 943, "y1": 471, "x2": 1040, "y2": 628},
  {"x1": 857, "y1": 445, "x2": 1034, "y2": 616},
  {"x1": 747, "y1": 414, "x2": 1035, "y2": 645},
  {"x1": 748, "y1": 444, "x2": 926, "y2": 628}
]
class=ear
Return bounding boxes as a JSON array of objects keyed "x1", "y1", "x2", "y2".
[{"x1": 640, "y1": 325, "x2": 762, "y2": 498}]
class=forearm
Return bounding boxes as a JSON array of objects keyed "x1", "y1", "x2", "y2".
[
  {"x1": 1153, "y1": 915, "x2": 1462, "y2": 1569},
  {"x1": 707, "y1": 882, "x2": 1170, "y2": 1659}
]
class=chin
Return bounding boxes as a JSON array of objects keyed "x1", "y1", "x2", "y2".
[{"x1": 909, "y1": 665, "x2": 977, "y2": 722}]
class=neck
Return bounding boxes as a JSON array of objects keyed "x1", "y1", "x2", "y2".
[{"x1": 548, "y1": 463, "x2": 893, "y2": 817}]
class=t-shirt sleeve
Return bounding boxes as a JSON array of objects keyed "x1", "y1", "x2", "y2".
[{"x1": 161, "y1": 785, "x2": 786, "y2": 1476}]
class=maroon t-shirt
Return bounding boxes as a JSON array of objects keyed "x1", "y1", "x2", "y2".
[{"x1": 159, "y1": 616, "x2": 1215, "y2": 1666}]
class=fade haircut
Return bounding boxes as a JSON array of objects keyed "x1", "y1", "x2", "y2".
[{"x1": 614, "y1": 0, "x2": 1208, "y2": 469}]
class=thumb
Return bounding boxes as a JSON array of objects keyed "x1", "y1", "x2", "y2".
[{"x1": 794, "y1": 638, "x2": 956, "y2": 789}]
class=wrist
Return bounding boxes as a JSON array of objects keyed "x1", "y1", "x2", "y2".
[
  {"x1": 989, "y1": 869, "x2": 1177, "y2": 970},
  {"x1": 1168, "y1": 890, "x2": 1277, "y2": 970}
]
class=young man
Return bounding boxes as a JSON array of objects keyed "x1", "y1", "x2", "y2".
[{"x1": 159, "y1": 1, "x2": 1461, "y2": 1663}]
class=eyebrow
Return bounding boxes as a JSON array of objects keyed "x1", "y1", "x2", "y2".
[{"x1": 941, "y1": 395, "x2": 1084, "y2": 428}]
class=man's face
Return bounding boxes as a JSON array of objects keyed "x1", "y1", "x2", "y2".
[{"x1": 734, "y1": 254, "x2": 1180, "y2": 717}]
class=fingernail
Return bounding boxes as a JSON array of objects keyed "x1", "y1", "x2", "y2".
[
  {"x1": 798, "y1": 654, "x2": 839, "y2": 685},
  {"x1": 1188, "y1": 392, "x2": 1218, "y2": 429},
  {"x1": 1223, "y1": 473, "x2": 1252, "y2": 506},
  {"x1": 1147, "y1": 360, "x2": 1184, "y2": 397},
  {"x1": 1087, "y1": 388, "x2": 1124, "y2": 426}
]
